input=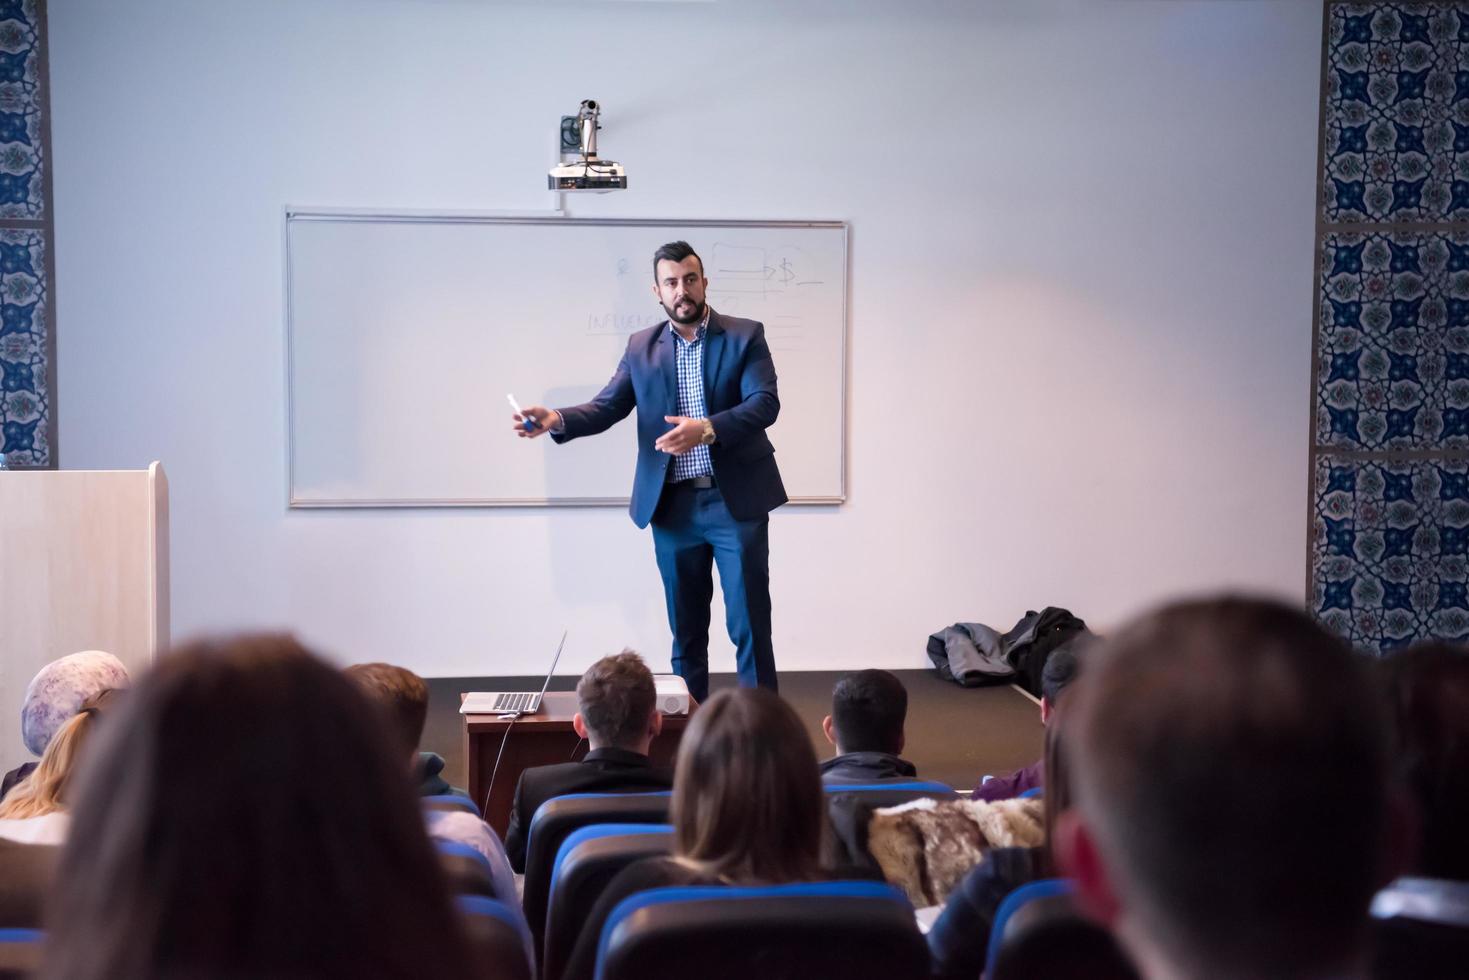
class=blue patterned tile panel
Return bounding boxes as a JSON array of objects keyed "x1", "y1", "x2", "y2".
[
  {"x1": 1324, "y1": 3, "x2": 1469, "y2": 222},
  {"x1": 1313, "y1": 456, "x2": 1469, "y2": 651},
  {"x1": 0, "y1": 0, "x2": 41, "y2": 220},
  {"x1": 0, "y1": 225, "x2": 46, "y2": 465},
  {"x1": 1316, "y1": 230, "x2": 1469, "y2": 451}
]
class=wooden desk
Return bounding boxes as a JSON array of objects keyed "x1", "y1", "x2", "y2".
[{"x1": 462, "y1": 691, "x2": 694, "y2": 836}]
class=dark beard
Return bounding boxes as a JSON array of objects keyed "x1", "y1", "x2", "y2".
[{"x1": 663, "y1": 299, "x2": 706, "y2": 325}]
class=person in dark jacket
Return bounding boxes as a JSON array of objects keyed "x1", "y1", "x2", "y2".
[
  {"x1": 503, "y1": 651, "x2": 673, "y2": 872},
  {"x1": 342, "y1": 661, "x2": 470, "y2": 800},
  {"x1": 819, "y1": 669, "x2": 919, "y2": 784},
  {"x1": 928, "y1": 707, "x2": 1137, "y2": 978},
  {"x1": 974, "y1": 640, "x2": 1086, "y2": 801}
]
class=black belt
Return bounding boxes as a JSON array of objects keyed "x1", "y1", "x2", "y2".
[{"x1": 670, "y1": 475, "x2": 716, "y2": 489}]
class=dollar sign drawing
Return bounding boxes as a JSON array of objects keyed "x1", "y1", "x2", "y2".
[{"x1": 778, "y1": 258, "x2": 795, "y2": 284}]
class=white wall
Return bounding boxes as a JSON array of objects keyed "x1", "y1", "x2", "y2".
[{"x1": 48, "y1": 0, "x2": 1324, "y2": 676}]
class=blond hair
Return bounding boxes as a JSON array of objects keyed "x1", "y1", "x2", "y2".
[{"x1": 0, "y1": 707, "x2": 97, "y2": 819}]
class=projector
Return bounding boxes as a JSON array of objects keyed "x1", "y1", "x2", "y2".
[
  {"x1": 549, "y1": 99, "x2": 628, "y2": 193},
  {"x1": 653, "y1": 674, "x2": 691, "y2": 715},
  {"x1": 548, "y1": 159, "x2": 627, "y2": 192}
]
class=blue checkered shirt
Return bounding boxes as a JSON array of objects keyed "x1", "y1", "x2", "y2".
[{"x1": 670, "y1": 312, "x2": 714, "y2": 482}]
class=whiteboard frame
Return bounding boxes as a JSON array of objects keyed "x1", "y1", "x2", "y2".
[{"x1": 283, "y1": 209, "x2": 849, "y2": 509}]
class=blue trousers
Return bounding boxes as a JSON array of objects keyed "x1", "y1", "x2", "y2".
[{"x1": 650, "y1": 483, "x2": 777, "y2": 704}]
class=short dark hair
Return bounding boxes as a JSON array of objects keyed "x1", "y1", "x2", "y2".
[
  {"x1": 830, "y1": 669, "x2": 907, "y2": 755},
  {"x1": 1069, "y1": 598, "x2": 1389, "y2": 977},
  {"x1": 652, "y1": 240, "x2": 703, "y2": 278},
  {"x1": 45, "y1": 634, "x2": 472, "y2": 979},
  {"x1": 1040, "y1": 640, "x2": 1086, "y2": 706},
  {"x1": 345, "y1": 662, "x2": 430, "y2": 757},
  {"x1": 1380, "y1": 641, "x2": 1469, "y2": 880},
  {"x1": 576, "y1": 651, "x2": 656, "y2": 749}
]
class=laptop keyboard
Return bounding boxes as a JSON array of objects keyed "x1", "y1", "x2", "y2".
[{"x1": 494, "y1": 691, "x2": 537, "y2": 713}]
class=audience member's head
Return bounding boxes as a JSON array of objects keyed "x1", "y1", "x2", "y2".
[
  {"x1": 573, "y1": 650, "x2": 660, "y2": 753},
  {"x1": 823, "y1": 668, "x2": 907, "y2": 756},
  {"x1": 0, "y1": 689, "x2": 120, "y2": 821},
  {"x1": 41, "y1": 634, "x2": 472, "y2": 980},
  {"x1": 1379, "y1": 641, "x2": 1469, "y2": 881},
  {"x1": 345, "y1": 661, "x2": 430, "y2": 762},
  {"x1": 672, "y1": 687, "x2": 823, "y2": 882},
  {"x1": 1039, "y1": 638, "x2": 1087, "y2": 724},
  {"x1": 1060, "y1": 597, "x2": 1395, "y2": 980},
  {"x1": 20, "y1": 650, "x2": 128, "y2": 758}
]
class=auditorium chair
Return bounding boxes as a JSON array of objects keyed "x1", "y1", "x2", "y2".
[
  {"x1": 0, "y1": 927, "x2": 42, "y2": 980},
  {"x1": 457, "y1": 895, "x2": 534, "y2": 980},
  {"x1": 423, "y1": 793, "x2": 482, "y2": 817},
  {"x1": 521, "y1": 791, "x2": 672, "y2": 951},
  {"x1": 823, "y1": 779, "x2": 958, "y2": 869},
  {"x1": 436, "y1": 840, "x2": 501, "y2": 900},
  {"x1": 986, "y1": 878, "x2": 1137, "y2": 980},
  {"x1": 1370, "y1": 877, "x2": 1469, "y2": 980},
  {"x1": 593, "y1": 880, "x2": 928, "y2": 980},
  {"x1": 823, "y1": 779, "x2": 956, "y2": 803},
  {"x1": 542, "y1": 823, "x2": 674, "y2": 980}
]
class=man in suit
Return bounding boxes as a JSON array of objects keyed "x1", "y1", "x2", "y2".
[
  {"x1": 501, "y1": 651, "x2": 672, "y2": 872},
  {"x1": 516, "y1": 241, "x2": 786, "y2": 702}
]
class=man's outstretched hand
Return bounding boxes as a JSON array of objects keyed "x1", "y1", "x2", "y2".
[{"x1": 512, "y1": 406, "x2": 557, "y2": 439}]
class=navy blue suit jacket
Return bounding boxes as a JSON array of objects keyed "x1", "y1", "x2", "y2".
[{"x1": 553, "y1": 310, "x2": 788, "y2": 528}]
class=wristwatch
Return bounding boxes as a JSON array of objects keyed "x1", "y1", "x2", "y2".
[{"x1": 699, "y1": 418, "x2": 716, "y2": 445}]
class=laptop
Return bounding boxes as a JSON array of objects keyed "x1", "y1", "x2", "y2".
[{"x1": 459, "y1": 631, "x2": 567, "y2": 716}]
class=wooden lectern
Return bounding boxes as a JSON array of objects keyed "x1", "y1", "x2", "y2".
[{"x1": 0, "y1": 463, "x2": 169, "y2": 774}]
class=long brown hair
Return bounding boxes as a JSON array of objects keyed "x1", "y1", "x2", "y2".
[
  {"x1": 671, "y1": 687, "x2": 824, "y2": 882},
  {"x1": 41, "y1": 634, "x2": 473, "y2": 980}
]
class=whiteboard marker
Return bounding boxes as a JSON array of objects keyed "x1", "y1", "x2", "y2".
[{"x1": 507, "y1": 394, "x2": 539, "y2": 432}]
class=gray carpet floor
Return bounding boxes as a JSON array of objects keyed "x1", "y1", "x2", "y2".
[{"x1": 423, "y1": 669, "x2": 1043, "y2": 793}]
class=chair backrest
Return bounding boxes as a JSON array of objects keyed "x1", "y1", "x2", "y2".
[
  {"x1": 822, "y1": 780, "x2": 956, "y2": 796},
  {"x1": 1371, "y1": 877, "x2": 1469, "y2": 980},
  {"x1": 542, "y1": 824, "x2": 674, "y2": 980},
  {"x1": 0, "y1": 928, "x2": 43, "y2": 980},
  {"x1": 986, "y1": 878, "x2": 1073, "y2": 976},
  {"x1": 423, "y1": 793, "x2": 482, "y2": 817},
  {"x1": 594, "y1": 881, "x2": 928, "y2": 980},
  {"x1": 435, "y1": 840, "x2": 499, "y2": 900},
  {"x1": 0, "y1": 839, "x2": 59, "y2": 931},
  {"x1": 522, "y1": 792, "x2": 673, "y2": 950},
  {"x1": 456, "y1": 895, "x2": 534, "y2": 980},
  {"x1": 823, "y1": 781, "x2": 959, "y2": 869},
  {"x1": 1018, "y1": 786, "x2": 1043, "y2": 799},
  {"x1": 984, "y1": 877, "x2": 1138, "y2": 980}
]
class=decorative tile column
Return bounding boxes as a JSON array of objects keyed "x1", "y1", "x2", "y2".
[
  {"x1": 1312, "y1": 2, "x2": 1469, "y2": 648},
  {"x1": 0, "y1": 0, "x2": 53, "y2": 468}
]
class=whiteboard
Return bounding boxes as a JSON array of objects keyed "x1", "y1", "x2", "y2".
[{"x1": 284, "y1": 212, "x2": 847, "y2": 507}]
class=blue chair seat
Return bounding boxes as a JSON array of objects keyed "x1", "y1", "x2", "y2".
[
  {"x1": 595, "y1": 880, "x2": 926, "y2": 980},
  {"x1": 523, "y1": 791, "x2": 674, "y2": 952},
  {"x1": 543, "y1": 823, "x2": 674, "y2": 980}
]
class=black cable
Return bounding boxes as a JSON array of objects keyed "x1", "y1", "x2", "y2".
[{"x1": 482, "y1": 715, "x2": 517, "y2": 816}]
